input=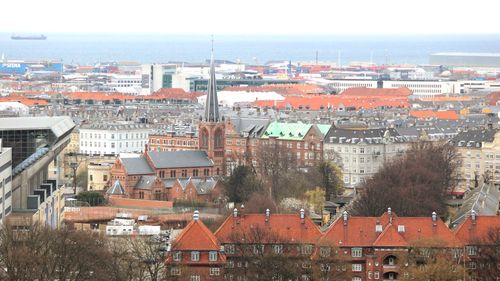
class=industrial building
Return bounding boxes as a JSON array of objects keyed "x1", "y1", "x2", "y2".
[{"x1": 430, "y1": 52, "x2": 500, "y2": 68}]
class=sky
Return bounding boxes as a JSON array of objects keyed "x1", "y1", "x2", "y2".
[{"x1": 2, "y1": 0, "x2": 500, "y2": 34}]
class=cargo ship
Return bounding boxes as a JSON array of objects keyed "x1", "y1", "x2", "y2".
[{"x1": 11, "y1": 34, "x2": 47, "y2": 40}]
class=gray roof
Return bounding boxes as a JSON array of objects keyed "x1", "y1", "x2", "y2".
[
  {"x1": 230, "y1": 117, "x2": 270, "y2": 138},
  {"x1": 191, "y1": 178, "x2": 218, "y2": 195},
  {"x1": 80, "y1": 122, "x2": 150, "y2": 131},
  {"x1": 450, "y1": 129, "x2": 498, "y2": 148},
  {"x1": 451, "y1": 183, "x2": 500, "y2": 227},
  {"x1": 107, "y1": 180, "x2": 126, "y2": 195},
  {"x1": 163, "y1": 178, "x2": 177, "y2": 188},
  {"x1": 120, "y1": 157, "x2": 154, "y2": 175},
  {"x1": 325, "y1": 127, "x2": 405, "y2": 144},
  {"x1": 0, "y1": 116, "x2": 75, "y2": 138},
  {"x1": 135, "y1": 175, "x2": 158, "y2": 190},
  {"x1": 147, "y1": 150, "x2": 213, "y2": 169}
]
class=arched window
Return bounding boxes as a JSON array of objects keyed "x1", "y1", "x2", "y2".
[
  {"x1": 214, "y1": 128, "x2": 223, "y2": 149},
  {"x1": 200, "y1": 128, "x2": 209, "y2": 149}
]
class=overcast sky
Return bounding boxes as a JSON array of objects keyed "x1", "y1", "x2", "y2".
[{"x1": 2, "y1": 0, "x2": 499, "y2": 34}]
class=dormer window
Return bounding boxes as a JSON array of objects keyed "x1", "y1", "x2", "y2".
[
  {"x1": 173, "y1": 251, "x2": 182, "y2": 262},
  {"x1": 191, "y1": 251, "x2": 200, "y2": 261},
  {"x1": 209, "y1": 251, "x2": 217, "y2": 262}
]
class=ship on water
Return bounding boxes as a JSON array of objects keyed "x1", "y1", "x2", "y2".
[{"x1": 11, "y1": 34, "x2": 47, "y2": 40}]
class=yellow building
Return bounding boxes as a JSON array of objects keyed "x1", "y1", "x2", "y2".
[
  {"x1": 87, "y1": 161, "x2": 113, "y2": 191},
  {"x1": 451, "y1": 129, "x2": 500, "y2": 189}
]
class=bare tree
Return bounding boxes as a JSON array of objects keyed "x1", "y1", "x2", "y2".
[
  {"x1": 127, "y1": 236, "x2": 168, "y2": 281},
  {"x1": 351, "y1": 141, "x2": 460, "y2": 217}
]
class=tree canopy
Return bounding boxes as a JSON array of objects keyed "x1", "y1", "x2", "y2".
[{"x1": 351, "y1": 141, "x2": 459, "y2": 217}]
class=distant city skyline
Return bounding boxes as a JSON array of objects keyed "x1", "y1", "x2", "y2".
[{"x1": 2, "y1": 0, "x2": 500, "y2": 34}]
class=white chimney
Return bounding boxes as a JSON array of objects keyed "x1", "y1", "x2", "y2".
[
  {"x1": 233, "y1": 208, "x2": 238, "y2": 218},
  {"x1": 432, "y1": 211, "x2": 437, "y2": 222},
  {"x1": 265, "y1": 208, "x2": 270, "y2": 222},
  {"x1": 193, "y1": 210, "x2": 199, "y2": 221},
  {"x1": 342, "y1": 211, "x2": 348, "y2": 225},
  {"x1": 300, "y1": 208, "x2": 305, "y2": 224},
  {"x1": 471, "y1": 210, "x2": 477, "y2": 223}
]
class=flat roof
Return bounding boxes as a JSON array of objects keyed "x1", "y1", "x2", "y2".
[
  {"x1": 431, "y1": 52, "x2": 500, "y2": 57},
  {"x1": 0, "y1": 116, "x2": 75, "y2": 138}
]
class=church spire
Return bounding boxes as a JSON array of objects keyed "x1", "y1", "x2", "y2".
[{"x1": 204, "y1": 37, "x2": 220, "y2": 122}]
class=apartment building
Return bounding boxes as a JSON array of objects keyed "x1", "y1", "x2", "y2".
[
  {"x1": 79, "y1": 123, "x2": 150, "y2": 155},
  {"x1": 324, "y1": 127, "x2": 408, "y2": 187}
]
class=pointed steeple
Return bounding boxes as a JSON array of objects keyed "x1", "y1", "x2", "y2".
[{"x1": 204, "y1": 40, "x2": 220, "y2": 122}]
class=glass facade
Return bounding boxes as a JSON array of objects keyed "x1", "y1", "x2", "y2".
[
  {"x1": 189, "y1": 79, "x2": 301, "y2": 92},
  {"x1": 0, "y1": 129, "x2": 56, "y2": 166}
]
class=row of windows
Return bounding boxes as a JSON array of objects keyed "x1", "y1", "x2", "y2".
[
  {"x1": 170, "y1": 268, "x2": 220, "y2": 277},
  {"x1": 223, "y1": 244, "x2": 314, "y2": 255},
  {"x1": 81, "y1": 132, "x2": 147, "y2": 140},
  {"x1": 151, "y1": 139, "x2": 197, "y2": 146},
  {"x1": 81, "y1": 141, "x2": 146, "y2": 148},
  {"x1": 172, "y1": 251, "x2": 218, "y2": 262},
  {"x1": 158, "y1": 168, "x2": 209, "y2": 178}
]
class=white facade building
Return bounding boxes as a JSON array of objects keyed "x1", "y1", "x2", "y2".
[
  {"x1": 326, "y1": 79, "x2": 378, "y2": 93},
  {"x1": 0, "y1": 141, "x2": 12, "y2": 223},
  {"x1": 382, "y1": 80, "x2": 461, "y2": 98},
  {"x1": 79, "y1": 123, "x2": 150, "y2": 156},
  {"x1": 324, "y1": 128, "x2": 408, "y2": 188},
  {"x1": 107, "y1": 74, "x2": 142, "y2": 94}
]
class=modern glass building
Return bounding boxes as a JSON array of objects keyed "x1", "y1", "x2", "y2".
[{"x1": 0, "y1": 117, "x2": 75, "y2": 167}]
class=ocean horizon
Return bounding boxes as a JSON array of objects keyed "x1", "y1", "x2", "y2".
[{"x1": 1, "y1": 33, "x2": 500, "y2": 66}]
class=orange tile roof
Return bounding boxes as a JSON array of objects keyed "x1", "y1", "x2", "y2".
[
  {"x1": 322, "y1": 212, "x2": 462, "y2": 247},
  {"x1": 372, "y1": 224, "x2": 409, "y2": 247},
  {"x1": 410, "y1": 110, "x2": 459, "y2": 120},
  {"x1": 172, "y1": 219, "x2": 221, "y2": 251},
  {"x1": 214, "y1": 213, "x2": 323, "y2": 244},
  {"x1": 341, "y1": 87, "x2": 412, "y2": 97},
  {"x1": 454, "y1": 216, "x2": 500, "y2": 245}
]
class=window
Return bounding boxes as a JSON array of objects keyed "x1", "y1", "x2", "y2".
[
  {"x1": 139, "y1": 192, "x2": 144, "y2": 199},
  {"x1": 320, "y1": 247, "x2": 331, "y2": 258},
  {"x1": 351, "y1": 248, "x2": 362, "y2": 257},
  {"x1": 182, "y1": 169, "x2": 187, "y2": 177},
  {"x1": 191, "y1": 251, "x2": 200, "y2": 261},
  {"x1": 190, "y1": 275, "x2": 200, "y2": 281},
  {"x1": 170, "y1": 267, "x2": 181, "y2": 276},
  {"x1": 374, "y1": 271, "x2": 380, "y2": 279},
  {"x1": 193, "y1": 169, "x2": 199, "y2": 177},
  {"x1": 209, "y1": 267, "x2": 220, "y2": 276},
  {"x1": 352, "y1": 264, "x2": 362, "y2": 272},
  {"x1": 170, "y1": 170, "x2": 176, "y2": 178},
  {"x1": 225, "y1": 244, "x2": 235, "y2": 254},
  {"x1": 111, "y1": 143, "x2": 115, "y2": 148},
  {"x1": 209, "y1": 251, "x2": 217, "y2": 261},
  {"x1": 273, "y1": 244, "x2": 283, "y2": 254},
  {"x1": 89, "y1": 175, "x2": 93, "y2": 181},
  {"x1": 103, "y1": 175, "x2": 108, "y2": 182},
  {"x1": 301, "y1": 244, "x2": 313, "y2": 255},
  {"x1": 467, "y1": 246, "x2": 478, "y2": 256},
  {"x1": 253, "y1": 244, "x2": 264, "y2": 255},
  {"x1": 173, "y1": 251, "x2": 182, "y2": 261},
  {"x1": 352, "y1": 277, "x2": 362, "y2": 281}
]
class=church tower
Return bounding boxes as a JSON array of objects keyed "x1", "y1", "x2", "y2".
[{"x1": 199, "y1": 47, "x2": 225, "y2": 176}]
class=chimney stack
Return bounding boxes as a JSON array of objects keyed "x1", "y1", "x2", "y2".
[
  {"x1": 431, "y1": 211, "x2": 437, "y2": 226},
  {"x1": 300, "y1": 208, "x2": 305, "y2": 224},
  {"x1": 471, "y1": 210, "x2": 477, "y2": 224},
  {"x1": 342, "y1": 211, "x2": 348, "y2": 225},
  {"x1": 265, "y1": 208, "x2": 270, "y2": 222},
  {"x1": 193, "y1": 210, "x2": 200, "y2": 221},
  {"x1": 388, "y1": 207, "x2": 392, "y2": 223},
  {"x1": 240, "y1": 204, "x2": 245, "y2": 217},
  {"x1": 233, "y1": 208, "x2": 238, "y2": 218}
]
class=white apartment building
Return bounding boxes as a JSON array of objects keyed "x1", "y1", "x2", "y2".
[
  {"x1": 324, "y1": 128, "x2": 408, "y2": 188},
  {"x1": 107, "y1": 74, "x2": 142, "y2": 94},
  {"x1": 0, "y1": 141, "x2": 12, "y2": 223},
  {"x1": 79, "y1": 123, "x2": 150, "y2": 156},
  {"x1": 326, "y1": 79, "x2": 378, "y2": 93},
  {"x1": 383, "y1": 80, "x2": 461, "y2": 98}
]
